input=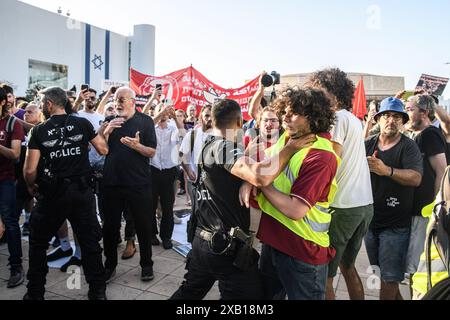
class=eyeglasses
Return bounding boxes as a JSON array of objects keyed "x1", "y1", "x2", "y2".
[
  {"x1": 261, "y1": 118, "x2": 280, "y2": 124},
  {"x1": 87, "y1": 97, "x2": 97, "y2": 102},
  {"x1": 380, "y1": 113, "x2": 403, "y2": 121},
  {"x1": 114, "y1": 97, "x2": 134, "y2": 104}
]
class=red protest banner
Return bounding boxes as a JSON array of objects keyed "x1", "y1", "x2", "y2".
[{"x1": 130, "y1": 66, "x2": 260, "y2": 120}]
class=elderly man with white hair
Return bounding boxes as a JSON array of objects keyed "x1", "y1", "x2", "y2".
[{"x1": 101, "y1": 87, "x2": 158, "y2": 283}]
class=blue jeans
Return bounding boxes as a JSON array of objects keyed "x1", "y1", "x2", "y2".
[
  {"x1": 0, "y1": 180, "x2": 22, "y2": 268},
  {"x1": 364, "y1": 227, "x2": 410, "y2": 283},
  {"x1": 260, "y1": 244, "x2": 328, "y2": 300}
]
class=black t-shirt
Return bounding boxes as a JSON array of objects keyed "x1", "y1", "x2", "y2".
[
  {"x1": 196, "y1": 135, "x2": 250, "y2": 233},
  {"x1": 103, "y1": 112, "x2": 157, "y2": 187},
  {"x1": 411, "y1": 126, "x2": 447, "y2": 216},
  {"x1": 365, "y1": 134, "x2": 423, "y2": 230},
  {"x1": 28, "y1": 114, "x2": 95, "y2": 179}
]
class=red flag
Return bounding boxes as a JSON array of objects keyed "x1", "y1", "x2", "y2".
[
  {"x1": 130, "y1": 66, "x2": 260, "y2": 120},
  {"x1": 352, "y1": 78, "x2": 367, "y2": 120}
]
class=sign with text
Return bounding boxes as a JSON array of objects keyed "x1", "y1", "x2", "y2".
[{"x1": 415, "y1": 74, "x2": 449, "y2": 96}]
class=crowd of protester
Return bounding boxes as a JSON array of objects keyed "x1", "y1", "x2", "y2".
[{"x1": 0, "y1": 67, "x2": 449, "y2": 300}]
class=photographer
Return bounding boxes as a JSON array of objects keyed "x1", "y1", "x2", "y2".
[
  {"x1": 170, "y1": 99, "x2": 315, "y2": 300},
  {"x1": 23, "y1": 87, "x2": 109, "y2": 300}
]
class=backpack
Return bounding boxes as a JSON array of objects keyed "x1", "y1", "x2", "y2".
[{"x1": 425, "y1": 166, "x2": 450, "y2": 292}]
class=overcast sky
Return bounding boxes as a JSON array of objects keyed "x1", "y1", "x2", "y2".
[{"x1": 21, "y1": 0, "x2": 450, "y2": 97}]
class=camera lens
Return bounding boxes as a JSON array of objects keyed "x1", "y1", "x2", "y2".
[{"x1": 261, "y1": 74, "x2": 274, "y2": 87}]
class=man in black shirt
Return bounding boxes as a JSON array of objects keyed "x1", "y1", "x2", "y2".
[
  {"x1": 404, "y1": 94, "x2": 447, "y2": 277},
  {"x1": 365, "y1": 97, "x2": 423, "y2": 300},
  {"x1": 170, "y1": 99, "x2": 315, "y2": 300},
  {"x1": 23, "y1": 87, "x2": 109, "y2": 300},
  {"x1": 101, "y1": 87, "x2": 157, "y2": 283}
]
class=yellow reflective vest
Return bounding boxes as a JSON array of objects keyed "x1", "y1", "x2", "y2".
[{"x1": 258, "y1": 133, "x2": 340, "y2": 248}]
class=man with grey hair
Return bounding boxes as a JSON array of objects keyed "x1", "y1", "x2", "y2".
[
  {"x1": 101, "y1": 87, "x2": 158, "y2": 283},
  {"x1": 23, "y1": 86, "x2": 109, "y2": 300},
  {"x1": 405, "y1": 94, "x2": 448, "y2": 280}
]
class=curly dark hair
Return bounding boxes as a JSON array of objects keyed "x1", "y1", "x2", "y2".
[
  {"x1": 273, "y1": 87, "x2": 335, "y2": 134},
  {"x1": 307, "y1": 68, "x2": 355, "y2": 111}
]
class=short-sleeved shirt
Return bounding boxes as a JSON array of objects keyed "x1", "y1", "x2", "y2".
[
  {"x1": 150, "y1": 124, "x2": 179, "y2": 170},
  {"x1": 103, "y1": 112, "x2": 157, "y2": 187},
  {"x1": 28, "y1": 114, "x2": 95, "y2": 179},
  {"x1": 196, "y1": 135, "x2": 250, "y2": 233},
  {"x1": 330, "y1": 109, "x2": 373, "y2": 208},
  {"x1": 258, "y1": 133, "x2": 338, "y2": 265},
  {"x1": 411, "y1": 126, "x2": 447, "y2": 216},
  {"x1": 365, "y1": 134, "x2": 423, "y2": 230},
  {"x1": 0, "y1": 116, "x2": 25, "y2": 181}
]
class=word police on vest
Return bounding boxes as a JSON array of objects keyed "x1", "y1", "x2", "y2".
[{"x1": 50, "y1": 147, "x2": 81, "y2": 159}]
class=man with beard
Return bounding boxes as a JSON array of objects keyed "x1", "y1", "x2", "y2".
[
  {"x1": 23, "y1": 87, "x2": 108, "y2": 300},
  {"x1": 102, "y1": 87, "x2": 157, "y2": 283},
  {"x1": 404, "y1": 95, "x2": 447, "y2": 283},
  {"x1": 0, "y1": 84, "x2": 25, "y2": 120},
  {"x1": 179, "y1": 105, "x2": 213, "y2": 204},
  {"x1": 365, "y1": 97, "x2": 423, "y2": 300}
]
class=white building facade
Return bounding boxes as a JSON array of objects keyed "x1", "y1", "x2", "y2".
[{"x1": 0, "y1": 0, "x2": 155, "y2": 96}]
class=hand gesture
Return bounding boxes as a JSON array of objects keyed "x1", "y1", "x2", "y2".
[
  {"x1": 75, "y1": 88, "x2": 90, "y2": 105},
  {"x1": 367, "y1": 155, "x2": 390, "y2": 176},
  {"x1": 104, "y1": 117, "x2": 124, "y2": 136},
  {"x1": 121, "y1": 131, "x2": 141, "y2": 150},
  {"x1": 285, "y1": 133, "x2": 316, "y2": 152}
]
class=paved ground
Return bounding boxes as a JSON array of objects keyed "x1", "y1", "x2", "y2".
[{"x1": 0, "y1": 195, "x2": 411, "y2": 300}]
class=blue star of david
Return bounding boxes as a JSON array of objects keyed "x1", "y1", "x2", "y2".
[{"x1": 92, "y1": 54, "x2": 104, "y2": 70}]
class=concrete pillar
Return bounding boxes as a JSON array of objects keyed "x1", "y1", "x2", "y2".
[{"x1": 130, "y1": 24, "x2": 155, "y2": 75}]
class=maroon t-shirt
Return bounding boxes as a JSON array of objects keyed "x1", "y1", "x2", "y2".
[
  {"x1": 0, "y1": 117, "x2": 25, "y2": 181},
  {"x1": 257, "y1": 134, "x2": 338, "y2": 265}
]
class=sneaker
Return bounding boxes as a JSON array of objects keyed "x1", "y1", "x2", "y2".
[
  {"x1": 141, "y1": 266, "x2": 154, "y2": 282},
  {"x1": 47, "y1": 247, "x2": 73, "y2": 262},
  {"x1": 7, "y1": 266, "x2": 25, "y2": 288},
  {"x1": 151, "y1": 236, "x2": 160, "y2": 246},
  {"x1": 173, "y1": 215, "x2": 182, "y2": 225},
  {"x1": 60, "y1": 256, "x2": 82, "y2": 272},
  {"x1": 104, "y1": 268, "x2": 116, "y2": 284},
  {"x1": 162, "y1": 239, "x2": 173, "y2": 250},
  {"x1": 22, "y1": 223, "x2": 30, "y2": 237}
]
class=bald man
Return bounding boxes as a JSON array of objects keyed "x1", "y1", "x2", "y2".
[{"x1": 101, "y1": 87, "x2": 158, "y2": 283}]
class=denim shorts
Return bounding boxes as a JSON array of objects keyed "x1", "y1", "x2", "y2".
[{"x1": 364, "y1": 227, "x2": 410, "y2": 283}]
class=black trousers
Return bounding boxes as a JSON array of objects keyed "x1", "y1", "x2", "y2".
[
  {"x1": 27, "y1": 184, "x2": 105, "y2": 298},
  {"x1": 102, "y1": 185, "x2": 153, "y2": 269},
  {"x1": 150, "y1": 167, "x2": 178, "y2": 240},
  {"x1": 170, "y1": 237, "x2": 264, "y2": 300}
]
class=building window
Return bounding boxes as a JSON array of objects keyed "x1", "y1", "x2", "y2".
[{"x1": 28, "y1": 59, "x2": 68, "y2": 89}]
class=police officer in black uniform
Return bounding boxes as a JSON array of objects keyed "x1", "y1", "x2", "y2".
[
  {"x1": 170, "y1": 99, "x2": 315, "y2": 300},
  {"x1": 23, "y1": 87, "x2": 109, "y2": 300}
]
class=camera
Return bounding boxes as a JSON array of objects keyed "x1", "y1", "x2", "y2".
[
  {"x1": 81, "y1": 84, "x2": 89, "y2": 92},
  {"x1": 111, "y1": 86, "x2": 117, "y2": 94},
  {"x1": 261, "y1": 71, "x2": 281, "y2": 87}
]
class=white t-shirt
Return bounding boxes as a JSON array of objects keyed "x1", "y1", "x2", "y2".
[
  {"x1": 330, "y1": 109, "x2": 373, "y2": 208},
  {"x1": 179, "y1": 127, "x2": 212, "y2": 180},
  {"x1": 76, "y1": 111, "x2": 105, "y2": 165}
]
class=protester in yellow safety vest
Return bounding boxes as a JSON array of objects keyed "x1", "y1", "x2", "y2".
[
  {"x1": 412, "y1": 197, "x2": 449, "y2": 300},
  {"x1": 240, "y1": 87, "x2": 340, "y2": 300},
  {"x1": 404, "y1": 95, "x2": 447, "y2": 278}
]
